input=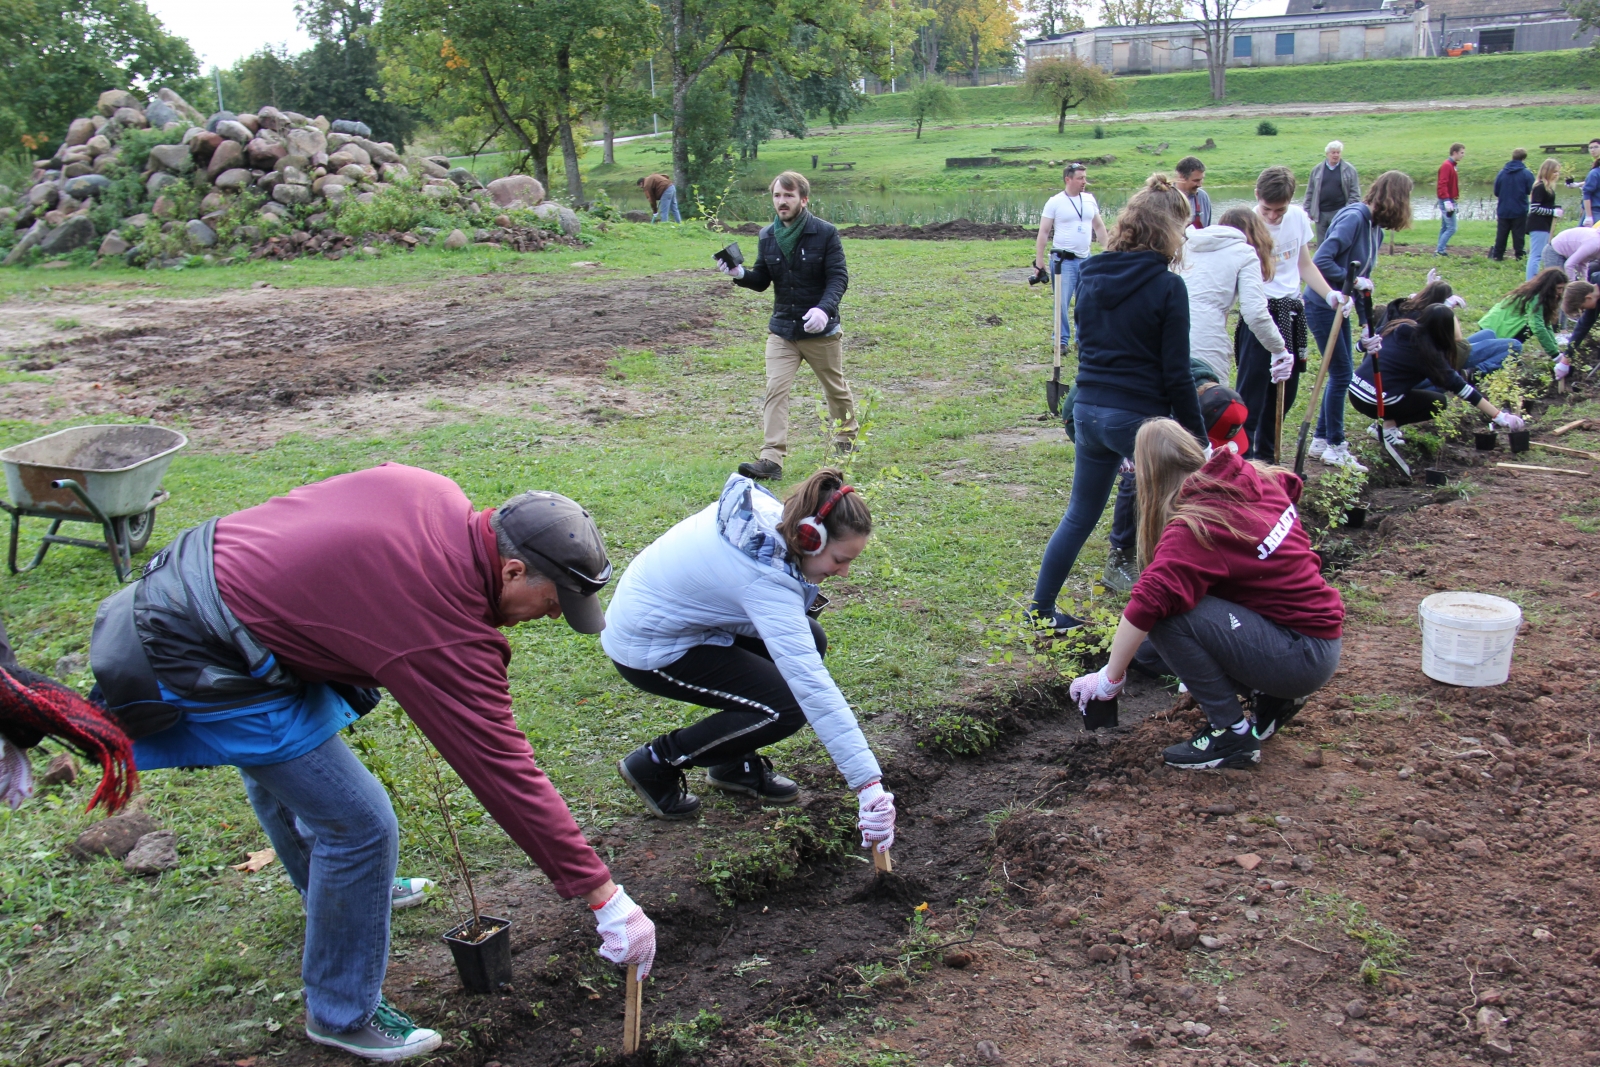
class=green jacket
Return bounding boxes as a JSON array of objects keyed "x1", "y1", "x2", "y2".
[{"x1": 1479, "y1": 298, "x2": 1559, "y2": 357}]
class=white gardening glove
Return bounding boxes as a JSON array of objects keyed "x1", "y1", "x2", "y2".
[
  {"x1": 1555, "y1": 206, "x2": 1566, "y2": 218},
  {"x1": 1068, "y1": 666, "x2": 1125, "y2": 712},
  {"x1": 1358, "y1": 332, "x2": 1383, "y2": 356},
  {"x1": 593, "y1": 886, "x2": 656, "y2": 980},
  {"x1": 1444, "y1": 295, "x2": 1467, "y2": 310},
  {"x1": 1555, "y1": 360, "x2": 1572, "y2": 380},
  {"x1": 857, "y1": 780, "x2": 896, "y2": 853},
  {"x1": 716, "y1": 261, "x2": 745, "y2": 280},
  {"x1": 1586, "y1": 216, "x2": 1595, "y2": 227},
  {"x1": 1202, "y1": 443, "x2": 1214, "y2": 461},
  {"x1": 1491, "y1": 411, "x2": 1526, "y2": 432},
  {"x1": 801, "y1": 307, "x2": 829, "y2": 333},
  {"x1": 1442, "y1": 200, "x2": 1455, "y2": 215},
  {"x1": 1353, "y1": 276, "x2": 1374, "y2": 294},
  {"x1": 1269, "y1": 349, "x2": 1294, "y2": 383},
  {"x1": 0, "y1": 738, "x2": 32, "y2": 810},
  {"x1": 1325, "y1": 290, "x2": 1348, "y2": 311},
  {"x1": 1425, "y1": 267, "x2": 1441, "y2": 286}
]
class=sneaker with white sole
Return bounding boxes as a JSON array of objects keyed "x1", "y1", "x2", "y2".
[
  {"x1": 1365, "y1": 423, "x2": 1404, "y2": 444},
  {"x1": 306, "y1": 997, "x2": 442, "y2": 1061},
  {"x1": 1163, "y1": 722, "x2": 1261, "y2": 770},
  {"x1": 391, "y1": 878, "x2": 434, "y2": 910},
  {"x1": 1308, "y1": 436, "x2": 1329, "y2": 459},
  {"x1": 1374, "y1": 425, "x2": 1410, "y2": 475},
  {"x1": 1319, "y1": 443, "x2": 1368, "y2": 472}
]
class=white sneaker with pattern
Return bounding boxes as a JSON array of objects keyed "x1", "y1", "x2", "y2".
[{"x1": 1319, "y1": 442, "x2": 1368, "y2": 472}]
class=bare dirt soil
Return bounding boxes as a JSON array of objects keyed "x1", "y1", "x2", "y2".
[
  {"x1": 0, "y1": 272, "x2": 728, "y2": 448},
  {"x1": 248, "y1": 405, "x2": 1600, "y2": 1067}
]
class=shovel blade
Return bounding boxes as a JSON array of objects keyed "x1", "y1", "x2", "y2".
[{"x1": 1046, "y1": 372, "x2": 1063, "y2": 417}]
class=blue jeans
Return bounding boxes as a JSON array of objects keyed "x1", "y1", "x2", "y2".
[
  {"x1": 1051, "y1": 254, "x2": 1083, "y2": 349},
  {"x1": 654, "y1": 185, "x2": 681, "y2": 223},
  {"x1": 1527, "y1": 230, "x2": 1551, "y2": 282},
  {"x1": 1304, "y1": 294, "x2": 1353, "y2": 447},
  {"x1": 1435, "y1": 200, "x2": 1458, "y2": 254},
  {"x1": 240, "y1": 734, "x2": 399, "y2": 1034},
  {"x1": 1032, "y1": 402, "x2": 1147, "y2": 615},
  {"x1": 1466, "y1": 328, "x2": 1521, "y2": 376}
]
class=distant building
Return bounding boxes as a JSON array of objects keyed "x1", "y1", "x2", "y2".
[{"x1": 1022, "y1": 0, "x2": 1594, "y2": 75}]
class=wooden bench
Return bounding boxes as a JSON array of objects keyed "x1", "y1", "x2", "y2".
[
  {"x1": 1541, "y1": 143, "x2": 1593, "y2": 153},
  {"x1": 821, "y1": 161, "x2": 856, "y2": 171}
]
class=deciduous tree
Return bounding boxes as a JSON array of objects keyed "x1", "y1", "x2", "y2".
[
  {"x1": 1023, "y1": 54, "x2": 1120, "y2": 133},
  {"x1": 1025, "y1": 0, "x2": 1084, "y2": 38},
  {"x1": 905, "y1": 74, "x2": 955, "y2": 137},
  {"x1": 1098, "y1": 0, "x2": 1180, "y2": 25},
  {"x1": 1187, "y1": 0, "x2": 1246, "y2": 101}
]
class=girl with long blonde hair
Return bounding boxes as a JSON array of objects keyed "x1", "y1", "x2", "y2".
[
  {"x1": 1067, "y1": 419, "x2": 1344, "y2": 769},
  {"x1": 1177, "y1": 206, "x2": 1287, "y2": 384},
  {"x1": 1526, "y1": 158, "x2": 1564, "y2": 282}
]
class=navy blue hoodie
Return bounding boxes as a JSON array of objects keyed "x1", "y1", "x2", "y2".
[
  {"x1": 1494, "y1": 160, "x2": 1534, "y2": 220},
  {"x1": 1072, "y1": 250, "x2": 1206, "y2": 444}
]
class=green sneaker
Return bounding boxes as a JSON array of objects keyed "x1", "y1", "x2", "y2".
[
  {"x1": 390, "y1": 877, "x2": 434, "y2": 910},
  {"x1": 306, "y1": 997, "x2": 442, "y2": 1061}
]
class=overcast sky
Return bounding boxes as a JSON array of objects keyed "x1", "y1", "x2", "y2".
[{"x1": 146, "y1": 0, "x2": 1290, "y2": 71}]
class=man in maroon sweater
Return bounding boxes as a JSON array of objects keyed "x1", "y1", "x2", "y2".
[
  {"x1": 90, "y1": 464, "x2": 654, "y2": 1060},
  {"x1": 1436, "y1": 143, "x2": 1464, "y2": 256}
]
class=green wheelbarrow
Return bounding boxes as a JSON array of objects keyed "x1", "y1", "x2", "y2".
[{"x1": 1, "y1": 424, "x2": 187, "y2": 582}]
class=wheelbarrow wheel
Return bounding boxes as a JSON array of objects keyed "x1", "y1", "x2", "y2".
[{"x1": 115, "y1": 508, "x2": 156, "y2": 555}]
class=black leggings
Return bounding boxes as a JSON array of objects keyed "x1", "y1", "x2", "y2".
[
  {"x1": 612, "y1": 619, "x2": 826, "y2": 769},
  {"x1": 1351, "y1": 390, "x2": 1446, "y2": 428}
]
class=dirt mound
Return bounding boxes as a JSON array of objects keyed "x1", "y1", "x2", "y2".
[{"x1": 722, "y1": 219, "x2": 1034, "y2": 240}]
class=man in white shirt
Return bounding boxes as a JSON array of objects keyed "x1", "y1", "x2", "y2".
[
  {"x1": 1034, "y1": 163, "x2": 1109, "y2": 350},
  {"x1": 1242, "y1": 165, "x2": 1337, "y2": 463}
]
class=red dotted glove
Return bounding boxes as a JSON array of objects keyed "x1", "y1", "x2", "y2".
[{"x1": 593, "y1": 886, "x2": 655, "y2": 981}]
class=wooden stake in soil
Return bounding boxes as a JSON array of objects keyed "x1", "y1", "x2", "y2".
[
  {"x1": 623, "y1": 964, "x2": 642, "y2": 1054},
  {"x1": 1496, "y1": 462, "x2": 1593, "y2": 477},
  {"x1": 873, "y1": 847, "x2": 893, "y2": 873},
  {"x1": 1532, "y1": 440, "x2": 1600, "y2": 461},
  {"x1": 1552, "y1": 419, "x2": 1590, "y2": 437}
]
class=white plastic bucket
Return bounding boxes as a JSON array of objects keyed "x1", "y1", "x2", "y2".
[{"x1": 1418, "y1": 592, "x2": 1523, "y2": 687}]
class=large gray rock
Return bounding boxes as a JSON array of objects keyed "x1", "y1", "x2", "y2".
[
  {"x1": 85, "y1": 134, "x2": 112, "y2": 156},
  {"x1": 415, "y1": 157, "x2": 449, "y2": 180},
  {"x1": 65, "y1": 117, "x2": 96, "y2": 146},
  {"x1": 535, "y1": 201, "x2": 581, "y2": 238},
  {"x1": 380, "y1": 162, "x2": 409, "y2": 183},
  {"x1": 146, "y1": 171, "x2": 179, "y2": 198},
  {"x1": 2, "y1": 220, "x2": 45, "y2": 265},
  {"x1": 147, "y1": 143, "x2": 193, "y2": 173},
  {"x1": 285, "y1": 127, "x2": 327, "y2": 159},
  {"x1": 69, "y1": 810, "x2": 162, "y2": 859},
  {"x1": 112, "y1": 107, "x2": 147, "y2": 129},
  {"x1": 447, "y1": 167, "x2": 483, "y2": 190},
  {"x1": 352, "y1": 137, "x2": 400, "y2": 165},
  {"x1": 206, "y1": 139, "x2": 243, "y2": 179},
  {"x1": 213, "y1": 168, "x2": 252, "y2": 192},
  {"x1": 144, "y1": 99, "x2": 181, "y2": 129},
  {"x1": 330, "y1": 119, "x2": 372, "y2": 137},
  {"x1": 39, "y1": 216, "x2": 97, "y2": 255},
  {"x1": 98, "y1": 232, "x2": 131, "y2": 257},
  {"x1": 272, "y1": 183, "x2": 312, "y2": 206},
  {"x1": 98, "y1": 89, "x2": 139, "y2": 116},
  {"x1": 247, "y1": 138, "x2": 287, "y2": 170},
  {"x1": 156, "y1": 87, "x2": 204, "y2": 124},
  {"x1": 123, "y1": 830, "x2": 178, "y2": 875},
  {"x1": 184, "y1": 219, "x2": 217, "y2": 247},
  {"x1": 27, "y1": 183, "x2": 59, "y2": 208},
  {"x1": 329, "y1": 143, "x2": 370, "y2": 168},
  {"x1": 64, "y1": 174, "x2": 112, "y2": 199},
  {"x1": 204, "y1": 110, "x2": 237, "y2": 132},
  {"x1": 487, "y1": 174, "x2": 544, "y2": 208},
  {"x1": 256, "y1": 106, "x2": 287, "y2": 132},
  {"x1": 442, "y1": 228, "x2": 468, "y2": 250},
  {"x1": 214, "y1": 120, "x2": 252, "y2": 145}
]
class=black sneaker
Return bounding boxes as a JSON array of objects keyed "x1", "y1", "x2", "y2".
[
  {"x1": 1027, "y1": 607, "x2": 1084, "y2": 636},
  {"x1": 1100, "y1": 545, "x2": 1141, "y2": 594},
  {"x1": 1163, "y1": 723, "x2": 1261, "y2": 770},
  {"x1": 737, "y1": 459, "x2": 784, "y2": 480},
  {"x1": 618, "y1": 745, "x2": 701, "y2": 820},
  {"x1": 706, "y1": 754, "x2": 800, "y2": 804},
  {"x1": 1251, "y1": 693, "x2": 1308, "y2": 741}
]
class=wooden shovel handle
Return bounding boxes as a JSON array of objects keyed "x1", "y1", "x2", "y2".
[
  {"x1": 624, "y1": 964, "x2": 642, "y2": 1053},
  {"x1": 873, "y1": 847, "x2": 893, "y2": 873}
]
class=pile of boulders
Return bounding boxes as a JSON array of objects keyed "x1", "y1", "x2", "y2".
[{"x1": 7, "y1": 86, "x2": 579, "y2": 268}]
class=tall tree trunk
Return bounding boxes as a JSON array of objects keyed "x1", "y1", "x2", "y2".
[
  {"x1": 479, "y1": 59, "x2": 549, "y2": 190},
  {"x1": 603, "y1": 120, "x2": 615, "y2": 165},
  {"x1": 555, "y1": 45, "x2": 585, "y2": 205},
  {"x1": 532, "y1": 116, "x2": 554, "y2": 191},
  {"x1": 971, "y1": 30, "x2": 981, "y2": 86},
  {"x1": 731, "y1": 50, "x2": 755, "y2": 131}
]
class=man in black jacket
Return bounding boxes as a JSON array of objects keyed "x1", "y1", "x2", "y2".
[{"x1": 719, "y1": 171, "x2": 853, "y2": 480}]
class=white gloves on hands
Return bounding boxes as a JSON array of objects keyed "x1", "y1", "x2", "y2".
[
  {"x1": 1556, "y1": 359, "x2": 1573, "y2": 380},
  {"x1": 1325, "y1": 291, "x2": 1348, "y2": 311},
  {"x1": 1269, "y1": 350, "x2": 1294, "y2": 383},
  {"x1": 1353, "y1": 276, "x2": 1374, "y2": 294},
  {"x1": 857, "y1": 781, "x2": 896, "y2": 853},
  {"x1": 801, "y1": 307, "x2": 829, "y2": 333},
  {"x1": 1358, "y1": 332, "x2": 1383, "y2": 356},
  {"x1": 1426, "y1": 267, "x2": 1441, "y2": 286},
  {"x1": 1442, "y1": 200, "x2": 1455, "y2": 215},
  {"x1": 1444, "y1": 295, "x2": 1467, "y2": 310},
  {"x1": 1068, "y1": 667, "x2": 1125, "y2": 712},
  {"x1": 717, "y1": 261, "x2": 745, "y2": 280},
  {"x1": 1492, "y1": 411, "x2": 1526, "y2": 432},
  {"x1": 1555, "y1": 206, "x2": 1566, "y2": 218},
  {"x1": 594, "y1": 886, "x2": 656, "y2": 980}
]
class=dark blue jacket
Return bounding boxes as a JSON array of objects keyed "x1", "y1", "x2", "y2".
[
  {"x1": 1310, "y1": 202, "x2": 1383, "y2": 291},
  {"x1": 734, "y1": 212, "x2": 848, "y2": 340},
  {"x1": 1072, "y1": 250, "x2": 1206, "y2": 444},
  {"x1": 1493, "y1": 160, "x2": 1535, "y2": 220}
]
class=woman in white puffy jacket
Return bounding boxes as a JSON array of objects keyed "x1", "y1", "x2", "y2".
[
  {"x1": 602, "y1": 469, "x2": 895, "y2": 856},
  {"x1": 1180, "y1": 207, "x2": 1289, "y2": 383}
]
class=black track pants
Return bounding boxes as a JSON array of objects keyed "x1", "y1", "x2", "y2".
[{"x1": 612, "y1": 620, "x2": 826, "y2": 769}]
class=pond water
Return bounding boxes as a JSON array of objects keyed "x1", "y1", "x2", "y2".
[{"x1": 596, "y1": 182, "x2": 1587, "y2": 228}]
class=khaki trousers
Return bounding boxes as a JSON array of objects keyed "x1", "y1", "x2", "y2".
[{"x1": 760, "y1": 332, "x2": 857, "y2": 463}]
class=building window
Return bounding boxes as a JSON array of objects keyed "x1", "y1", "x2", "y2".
[
  {"x1": 1479, "y1": 28, "x2": 1515, "y2": 53},
  {"x1": 1276, "y1": 32, "x2": 1296, "y2": 55},
  {"x1": 1234, "y1": 35, "x2": 1252, "y2": 57}
]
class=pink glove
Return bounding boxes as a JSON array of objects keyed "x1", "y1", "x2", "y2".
[
  {"x1": 1353, "y1": 277, "x2": 1374, "y2": 294},
  {"x1": 1555, "y1": 206, "x2": 1566, "y2": 218},
  {"x1": 801, "y1": 307, "x2": 829, "y2": 333},
  {"x1": 1444, "y1": 295, "x2": 1467, "y2": 310},
  {"x1": 594, "y1": 886, "x2": 656, "y2": 980},
  {"x1": 1325, "y1": 291, "x2": 1348, "y2": 311},
  {"x1": 717, "y1": 261, "x2": 744, "y2": 280},
  {"x1": 1068, "y1": 666, "x2": 1125, "y2": 712},
  {"x1": 1556, "y1": 360, "x2": 1572, "y2": 380},
  {"x1": 1358, "y1": 332, "x2": 1383, "y2": 356},
  {"x1": 1269, "y1": 350, "x2": 1294, "y2": 383},
  {"x1": 1492, "y1": 411, "x2": 1526, "y2": 432},
  {"x1": 857, "y1": 781, "x2": 896, "y2": 852}
]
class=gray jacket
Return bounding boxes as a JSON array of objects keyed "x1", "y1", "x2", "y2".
[{"x1": 1303, "y1": 160, "x2": 1361, "y2": 217}]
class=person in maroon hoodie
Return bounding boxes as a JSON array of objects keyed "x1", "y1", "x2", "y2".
[{"x1": 1067, "y1": 419, "x2": 1343, "y2": 770}]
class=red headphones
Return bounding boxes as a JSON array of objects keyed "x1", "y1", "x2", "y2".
[{"x1": 794, "y1": 485, "x2": 854, "y2": 556}]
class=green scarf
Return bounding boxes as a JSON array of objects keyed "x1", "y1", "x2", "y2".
[{"x1": 773, "y1": 209, "x2": 808, "y2": 263}]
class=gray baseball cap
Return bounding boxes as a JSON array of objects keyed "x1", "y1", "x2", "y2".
[{"x1": 496, "y1": 491, "x2": 613, "y2": 634}]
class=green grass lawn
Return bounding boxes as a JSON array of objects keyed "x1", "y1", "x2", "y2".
[{"x1": 0, "y1": 222, "x2": 1568, "y2": 1063}]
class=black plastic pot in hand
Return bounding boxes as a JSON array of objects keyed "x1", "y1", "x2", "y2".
[
  {"x1": 1474, "y1": 431, "x2": 1497, "y2": 451},
  {"x1": 442, "y1": 916, "x2": 513, "y2": 994},
  {"x1": 1083, "y1": 697, "x2": 1118, "y2": 731},
  {"x1": 1509, "y1": 430, "x2": 1530, "y2": 454}
]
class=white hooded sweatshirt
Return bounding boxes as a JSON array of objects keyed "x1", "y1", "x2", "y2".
[{"x1": 1179, "y1": 225, "x2": 1286, "y2": 382}]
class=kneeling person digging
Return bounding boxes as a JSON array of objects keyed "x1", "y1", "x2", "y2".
[{"x1": 1068, "y1": 420, "x2": 1344, "y2": 769}]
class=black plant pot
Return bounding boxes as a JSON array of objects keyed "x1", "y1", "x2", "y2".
[
  {"x1": 1425, "y1": 468, "x2": 1448, "y2": 487},
  {"x1": 1509, "y1": 430, "x2": 1530, "y2": 454},
  {"x1": 1474, "y1": 431, "x2": 1497, "y2": 451},
  {"x1": 1345, "y1": 506, "x2": 1368, "y2": 529},
  {"x1": 443, "y1": 915, "x2": 513, "y2": 994},
  {"x1": 1083, "y1": 697, "x2": 1119, "y2": 731}
]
